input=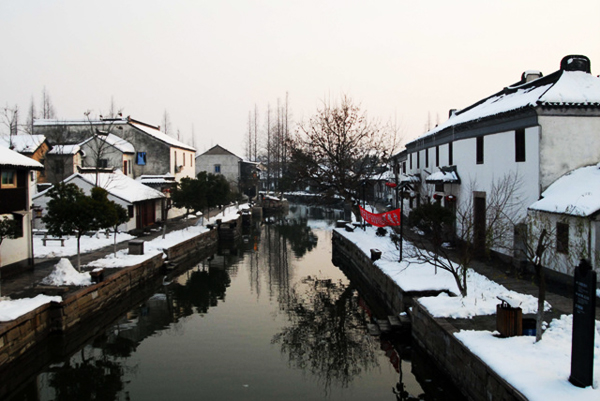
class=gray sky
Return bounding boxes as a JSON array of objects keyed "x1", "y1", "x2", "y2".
[{"x1": 1, "y1": 0, "x2": 599, "y2": 157}]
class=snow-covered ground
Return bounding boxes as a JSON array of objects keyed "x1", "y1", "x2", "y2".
[
  {"x1": 0, "y1": 294, "x2": 62, "y2": 322},
  {"x1": 33, "y1": 231, "x2": 135, "y2": 258},
  {"x1": 336, "y1": 224, "x2": 600, "y2": 397}
]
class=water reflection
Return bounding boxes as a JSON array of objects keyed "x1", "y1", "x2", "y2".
[
  {"x1": 3, "y1": 204, "x2": 462, "y2": 400},
  {"x1": 273, "y1": 277, "x2": 379, "y2": 392}
]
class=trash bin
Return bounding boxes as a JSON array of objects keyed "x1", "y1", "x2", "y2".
[
  {"x1": 496, "y1": 296, "x2": 522, "y2": 337},
  {"x1": 370, "y1": 249, "x2": 382, "y2": 261},
  {"x1": 522, "y1": 318, "x2": 536, "y2": 336}
]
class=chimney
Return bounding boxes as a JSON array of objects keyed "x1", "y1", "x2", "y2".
[
  {"x1": 449, "y1": 109, "x2": 457, "y2": 118},
  {"x1": 521, "y1": 70, "x2": 543, "y2": 82},
  {"x1": 560, "y1": 55, "x2": 591, "y2": 73}
]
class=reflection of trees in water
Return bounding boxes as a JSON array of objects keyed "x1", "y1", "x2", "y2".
[
  {"x1": 272, "y1": 276, "x2": 380, "y2": 392},
  {"x1": 275, "y1": 217, "x2": 318, "y2": 258},
  {"x1": 169, "y1": 265, "x2": 231, "y2": 317},
  {"x1": 48, "y1": 346, "x2": 130, "y2": 401}
]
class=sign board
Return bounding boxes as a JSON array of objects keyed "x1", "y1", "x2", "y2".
[
  {"x1": 569, "y1": 259, "x2": 597, "y2": 388},
  {"x1": 359, "y1": 206, "x2": 401, "y2": 227}
]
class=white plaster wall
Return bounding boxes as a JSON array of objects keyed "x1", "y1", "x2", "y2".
[
  {"x1": 0, "y1": 212, "x2": 33, "y2": 268},
  {"x1": 405, "y1": 126, "x2": 541, "y2": 256},
  {"x1": 195, "y1": 154, "x2": 240, "y2": 187},
  {"x1": 171, "y1": 149, "x2": 196, "y2": 182},
  {"x1": 538, "y1": 115, "x2": 600, "y2": 191}
]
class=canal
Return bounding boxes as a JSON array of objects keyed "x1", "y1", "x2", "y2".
[{"x1": 6, "y1": 204, "x2": 463, "y2": 401}]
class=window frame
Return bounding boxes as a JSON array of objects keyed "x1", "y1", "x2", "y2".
[
  {"x1": 1, "y1": 169, "x2": 17, "y2": 188},
  {"x1": 556, "y1": 222, "x2": 569, "y2": 254}
]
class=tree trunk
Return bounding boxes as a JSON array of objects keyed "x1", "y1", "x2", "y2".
[
  {"x1": 76, "y1": 234, "x2": 82, "y2": 272},
  {"x1": 535, "y1": 262, "x2": 546, "y2": 342}
]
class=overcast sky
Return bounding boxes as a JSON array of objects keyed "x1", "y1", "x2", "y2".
[{"x1": 1, "y1": 1, "x2": 599, "y2": 158}]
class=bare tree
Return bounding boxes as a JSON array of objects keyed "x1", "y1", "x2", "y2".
[
  {"x1": 1, "y1": 105, "x2": 19, "y2": 143},
  {"x1": 405, "y1": 172, "x2": 524, "y2": 296},
  {"x1": 161, "y1": 109, "x2": 172, "y2": 137},
  {"x1": 41, "y1": 87, "x2": 56, "y2": 119},
  {"x1": 517, "y1": 208, "x2": 595, "y2": 341},
  {"x1": 289, "y1": 95, "x2": 399, "y2": 218}
]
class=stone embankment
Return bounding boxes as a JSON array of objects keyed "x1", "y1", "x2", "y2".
[
  {"x1": 0, "y1": 213, "x2": 244, "y2": 370},
  {"x1": 331, "y1": 229, "x2": 528, "y2": 401}
]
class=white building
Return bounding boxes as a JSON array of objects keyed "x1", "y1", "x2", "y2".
[
  {"x1": 195, "y1": 145, "x2": 242, "y2": 192},
  {"x1": 0, "y1": 146, "x2": 44, "y2": 275},
  {"x1": 33, "y1": 171, "x2": 166, "y2": 233},
  {"x1": 396, "y1": 55, "x2": 600, "y2": 281}
]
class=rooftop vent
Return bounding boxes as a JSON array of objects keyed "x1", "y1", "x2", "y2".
[
  {"x1": 521, "y1": 70, "x2": 543, "y2": 82},
  {"x1": 560, "y1": 55, "x2": 591, "y2": 73}
]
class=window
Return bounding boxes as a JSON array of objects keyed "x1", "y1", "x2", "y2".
[
  {"x1": 190, "y1": 154, "x2": 193, "y2": 166},
  {"x1": 1, "y1": 170, "x2": 17, "y2": 188},
  {"x1": 515, "y1": 129, "x2": 526, "y2": 162},
  {"x1": 425, "y1": 149, "x2": 429, "y2": 168},
  {"x1": 136, "y1": 152, "x2": 147, "y2": 165},
  {"x1": 556, "y1": 222, "x2": 569, "y2": 254},
  {"x1": 409, "y1": 153, "x2": 413, "y2": 170},
  {"x1": 214, "y1": 164, "x2": 221, "y2": 173},
  {"x1": 448, "y1": 142, "x2": 453, "y2": 165},
  {"x1": 417, "y1": 151, "x2": 420, "y2": 169},
  {"x1": 402, "y1": 161, "x2": 406, "y2": 174},
  {"x1": 183, "y1": 152, "x2": 185, "y2": 166},
  {"x1": 123, "y1": 160, "x2": 128, "y2": 174},
  {"x1": 476, "y1": 136, "x2": 484, "y2": 164},
  {"x1": 127, "y1": 205, "x2": 134, "y2": 218},
  {"x1": 435, "y1": 183, "x2": 444, "y2": 192},
  {"x1": 99, "y1": 159, "x2": 108, "y2": 168},
  {"x1": 435, "y1": 146, "x2": 440, "y2": 167}
]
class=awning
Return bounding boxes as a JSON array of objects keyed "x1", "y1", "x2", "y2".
[{"x1": 426, "y1": 166, "x2": 461, "y2": 184}]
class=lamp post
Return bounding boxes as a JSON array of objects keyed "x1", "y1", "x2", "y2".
[
  {"x1": 361, "y1": 180, "x2": 366, "y2": 230},
  {"x1": 386, "y1": 181, "x2": 403, "y2": 261}
]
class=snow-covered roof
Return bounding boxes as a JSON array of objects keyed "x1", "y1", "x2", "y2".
[
  {"x1": 79, "y1": 133, "x2": 135, "y2": 154},
  {"x1": 0, "y1": 135, "x2": 46, "y2": 154},
  {"x1": 413, "y1": 69, "x2": 600, "y2": 142},
  {"x1": 129, "y1": 121, "x2": 195, "y2": 152},
  {"x1": 0, "y1": 146, "x2": 44, "y2": 169},
  {"x1": 35, "y1": 171, "x2": 166, "y2": 204},
  {"x1": 529, "y1": 164, "x2": 600, "y2": 216},
  {"x1": 137, "y1": 174, "x2": 176, "y2": 185},
  {"x1": 34, "y1": 118, "x2": 128, "y2": 127},
  {"x1": 400, "y1": 174, "x2": 420, "y2": 183},
  {"x1": 48, "y1": 144, "x2": 82, "y2": 155},
  {"x1": 426, "y1": 170, "x2": 459, "y2": 183}
]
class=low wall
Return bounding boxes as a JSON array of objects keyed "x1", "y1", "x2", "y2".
[
  {"x1": 332, "y1": 229, "x2": 529, "y2": 401},
  {"x1": 0, "y1": 227, "x2": 219, "y2": 369},
  {"x1": 412, "y1": 302, "x2": 528, "y2": 401}
]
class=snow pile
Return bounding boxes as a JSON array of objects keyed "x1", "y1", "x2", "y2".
[
  {"x1": 335, "y1": 225, "x2": 550, "y2": 318},
  {"x1": 41, "y1": 258, "x2": 92, "y2": 286},
  {"x1": 0, "y1": 294, "x2": 62, "y2": 322},
  {"x1": 419, "y1": 272, "x2": 550, "y2": 319},
  {"x1": 455, "y1": 315, "x2": 600, "y2": 400},
  {"x1": 34, "y1": 232, "x2": 135, "y2": 258}
]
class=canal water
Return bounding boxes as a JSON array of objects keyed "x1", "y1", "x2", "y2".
[{"x1": 6, "y1": 204, "x2": 463, "y2": 401}]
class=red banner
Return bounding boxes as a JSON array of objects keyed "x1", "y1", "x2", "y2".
[{"x1": 359, "y1": 206, "x2": 401, "y2": 227}]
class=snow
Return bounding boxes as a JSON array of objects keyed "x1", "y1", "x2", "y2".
[
  {"x1": 0, "y1": 294, "x2": 62, "y2": 322},
  {"x1": 416, "y1": 70, "x2": 600, "y2": 141},
  {"x1": 33, "y1": 231, "x2": 135, "y2": 258},
  {"x1": 426, "y1": 170, "x2": 458, "y2": 183},
  {"x1": 336, "y1": 225, "x2": 548, "y2": 318},
  {"x1": 0, "y1": 145, "x2": 44, "y2": 169},
  {"x1": 529, "y1": 164, "x2": 600, "y2": 216},
  {"x1": 336, "y1": 223, "x2": 599, "y2": 398},
  {"x1": 41, "y1": 258, "x2": 92, "y2": 286},
  {"x1": 47, "y1": 144, "x2": 81, "y2": 155},
  {"x1": 129, "y1": 121, "x2": 195, "y2": 151},
  {"x1": 0, "y1": 134, "x2": 46, "y2": 154},
  {"x1": 455, "y1": 315, "x2": 600, "y2": 400},
  {"x1": 75, "y1": 171, "x2": 165, "y2": 203},
  {"x1": 87, "y1": 205, "x2": 245, "y2": 268},
  {"x1": 79, "y1": 133, "x2": 135, "y2": 154}
]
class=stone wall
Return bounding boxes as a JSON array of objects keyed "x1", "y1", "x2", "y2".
[
  {"x1": 332, "y1": 229, "x2": 529, "y2": 401},
  {"x1": 412, "y1": 302, "x2": 528, "y2": 401},
  {"x1": 0, "y1": 228, "x2": 219, "y2": 369}
]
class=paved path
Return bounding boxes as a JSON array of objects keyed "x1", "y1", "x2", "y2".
[{"x1": 1, "y1": 214, "x2": 210, "y2": 300}]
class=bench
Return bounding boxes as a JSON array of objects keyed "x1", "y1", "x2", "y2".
[{"x1": 42, "y1": 237, "x2": 65, "y2": 247}]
